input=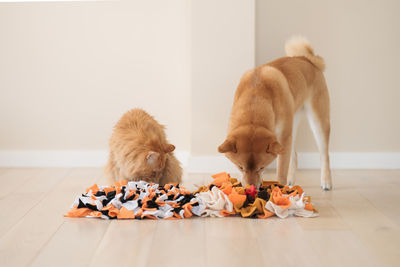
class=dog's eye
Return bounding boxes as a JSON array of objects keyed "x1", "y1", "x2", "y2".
[
  {"x1": 238, "y1": 166, "x2": 244, "y2": 170},
  {"x1": 258, "y1": 167, "x2": 264, "y2": 171}
]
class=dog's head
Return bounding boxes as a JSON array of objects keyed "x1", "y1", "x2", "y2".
[
  {"x1": 122, "y1": 143, "x2": 175, "y2": 183},
  {"x1": 218, "y1": 127, "x2": 283, "y2": 188}
]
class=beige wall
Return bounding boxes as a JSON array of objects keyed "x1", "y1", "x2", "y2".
[
  {"x1": 256, "y1": 0, "x2": 400, "y2": 152},
  {"x1": 190, "y1": 0, "x2": 255, "y2": 155},
  {"x1": 1, "y1": 0, "x2": 399, "y2": 164},
  {"x1": 0, "y1": 1, "x2": 191, "y2": 151}
]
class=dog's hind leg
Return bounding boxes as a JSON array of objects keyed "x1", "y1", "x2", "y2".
[
  {"x1": 305, "y1": 80, "x2": 332, "y2": 190},
  {"x1": 287, "y1": 108, "x2": 304, "y2": 186}
]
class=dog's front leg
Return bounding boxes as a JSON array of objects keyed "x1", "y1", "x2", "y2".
[{"x1": 276, "y1": 134, "x2": 292, "y2": 185}]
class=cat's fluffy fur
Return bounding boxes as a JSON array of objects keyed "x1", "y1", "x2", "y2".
[{"x1": 105, "y1": 109, "x2": 182, "y2": 185}]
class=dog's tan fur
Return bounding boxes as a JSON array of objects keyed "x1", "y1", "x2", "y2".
[
  {"x1": 218, "y1": 36, "x2": 332, "y2": 190},
  {"x1": 105, "y1": 109, "x2": 182, "y2": 185}
]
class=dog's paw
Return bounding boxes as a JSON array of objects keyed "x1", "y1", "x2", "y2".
[{"x1": 321, "y1": 182, "x2": 332, "y2": 191}]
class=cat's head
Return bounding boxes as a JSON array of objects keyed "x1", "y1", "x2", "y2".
[{"x1": 127, "y1": 144, "x2": 175, "y2": 183}]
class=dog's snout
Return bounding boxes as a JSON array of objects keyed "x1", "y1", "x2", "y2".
[{"x1": 242, "y1": 172, "x2": 261, "y2": 188}]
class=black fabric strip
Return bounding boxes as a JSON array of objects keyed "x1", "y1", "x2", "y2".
[
  {"x1": 146, "y1": 200, "x2": 159, "y2": 209},
  {"x1": 242, "y1": 194, "x2": 255, "y2": 208},
  {"x1": 101, "y1": 210, "x2": 109, "y2": 217},
  {"x1": 85, "y1": 203, "x2": 98, "y2": 211},
  {"x1": 102, "y1": 198, "x2": 111, "y2": 207},
  {"x1": 94, "y1": 191, "x2": 106, "y2": 197},
  {"x1": 106, "y1": 190, "x2": 116, "y2": 199},
  {"x1": 77, "y1": 199, "x2": 86, "y2": 209},
  {"x1": 125, "y1": 193, "x2": 136, "y2": 202},
  {"x1": 178, "y1": 195, "x2": 193, "y2": 206},
  {"x1": 173, "y1": 207, "x2": 183, "y2": 213},
  {"x1": 257, "y1": 190, "x2": 270, "y2": 201}
]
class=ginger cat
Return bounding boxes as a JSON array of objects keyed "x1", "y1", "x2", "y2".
[{"x1": 105, "y1": 109, "x2": 182, "y2": 185}]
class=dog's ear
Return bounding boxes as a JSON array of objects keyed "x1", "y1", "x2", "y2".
[
  {"x1": 146, "y1": 151, "x2": 160, "y2": 164},
  {"x1": 218, "y1": 138, "x2": 237, "y2": 153},
  {"x1": 163, "y1": 144, "x2": 175, "y2": 153},
  {"x1": 267, "y1": 141, "x2": 284, "y2": 154}
]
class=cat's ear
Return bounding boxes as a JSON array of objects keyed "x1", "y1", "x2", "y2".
[
  {"x1": 146, "y1": 151, "x2": 160, "y2": 164},
  {"x1": 163, "y1": 144, "x2": 175, "y2": 153}
]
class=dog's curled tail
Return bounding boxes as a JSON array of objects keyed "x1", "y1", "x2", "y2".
[{"x1": 285, "y1": 35, "x2": 325, "y2": 71}]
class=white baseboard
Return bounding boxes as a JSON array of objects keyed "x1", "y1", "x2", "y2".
[
  {"x1": 0, "y1": 150, "x2": 109, "y2": 168},
  {"x1": 0, "y1": 150, "x2": 190, "y2": 168},
  {"x1": 188, "y1": 153, "x2": 400, "y2": 172},
  {"x1": 0, "y1": 150, "x2": 399, "y2": 170},
  {"x1": 320, "y1": 152, "x2": 400, "y2": 169}
]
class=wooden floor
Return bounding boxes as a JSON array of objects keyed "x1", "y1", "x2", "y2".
[{"x1": 0, "y1": 168, "x2": 399, "y2": 267}]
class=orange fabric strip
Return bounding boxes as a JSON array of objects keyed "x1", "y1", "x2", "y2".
[
  {"x1": 64, "y1": 207, "x2": 92, "y2": 218},
  {"x1": 117, "y1": 207, "x2": 135, "y2": 219}
]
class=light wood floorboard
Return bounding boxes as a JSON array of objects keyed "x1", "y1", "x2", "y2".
[
  {"x1": 0, "y1": 168, "x2": 398, "y2": 267},
  {"x1": 0, "y1": 168, "x2": 70, "y2": 238}
]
